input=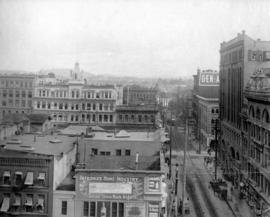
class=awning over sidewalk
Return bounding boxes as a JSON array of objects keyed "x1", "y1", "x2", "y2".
[{"x1": 0, "y1": 197, "x2": 10, "y2": 212}]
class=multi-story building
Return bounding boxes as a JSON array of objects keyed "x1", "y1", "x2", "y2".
[
  {"x1": 53, "y1": 125, "x2": 167, "y2": 217},
  {"x1": 0, "y1": 72, "x2": 35, "y2": 120},
  {"x1": 219, "y1": 31, "x2": 270, "y2": 188},
  {"x1": 123, "y1": 85, "x2": 158, "y2": 106},
  {"x1": 192, "y1": 69, "x2": 219, "y2": 153},
  {"x1": 115, "y1": 105, "x2": 159, "y2": 129},
  {"x1": 240, "y1": 68, "x2": 270, "y2": 213},
  {"x1": 33, "y1": 82, "x2": 119, "y2": 126},
  {"x1": 0, "y1": 133, "x2": 77, "y2": 217}
]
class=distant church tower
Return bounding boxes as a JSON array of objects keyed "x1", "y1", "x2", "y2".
[{"x1": 70, "y1": 62, "x2": 83, "y2": 81}]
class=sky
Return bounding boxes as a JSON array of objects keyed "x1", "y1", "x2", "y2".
[{"x1": 0, "y1": 0, "x2": 270, "y2": 78}]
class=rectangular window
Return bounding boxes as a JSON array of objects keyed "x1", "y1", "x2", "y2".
[
  {"x1": 16, "y1": 90, "x2": 20, "y2": 98},
  {"x1": 9, "y1": 90, "x2": 13, "y2": 97},
  {"x1": 3, "y1": 90, "x2": 7, "y2": 97},
  {"x1": 90, "y1": 202, "x2": 96, "y2": 217},
  {"x1": 110, "y1": 115, "x2": 113, "y2": 122},
  {"x1": 119, "y1": 203, "x2": 124, "y2": 217},
  {"x1": 99, "y1": 104, "x2": 103, "y2": 111},
  {"x1": 28, "y1": 100, "x2": 32, "y2": 107},
  {"x1": 99, "y1": 115, "x2": 102, "y2": 122},
  {"x1": 22, "y1": 90, "x2": 26, "y2": 98},
  {"x1": 28, "y1": 91, "x2": 32, "y2": 98},
  {"x1": 116, "y1": 149, "x2": 122, "y2": 156},
  {"x1": 3, "y1": 171, "x2": 11, "y2": 185},
  {"x1": 125, "y1": 149, "x2": 131, "y2": 156},
  {"x1": 21, "y1": 100, "x2": 26, "y2": 107},
  {"x1": 83, "y1": 201, "x2": 89, "y2": 216},
  {"x1": 61, "y1": 201, "x2": 67, "y2": 215},
  {"x1": 112, "y1": 202, "x2": 117, "y2": 217},
  {"x1": 92, "y1": 148, "x2": 98, "y2": 155}
]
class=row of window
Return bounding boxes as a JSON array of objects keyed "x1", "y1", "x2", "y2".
[
  {"x1": 37, "y1": 89, "x2": 113, "y2": 99},
  {"x1": 91, "y1": 148, "x2": 131, "y2": 156},
  {"x1": 0, "y1": 80, "x2": 33, "y2": 89},
  {"x1": 0, "y1": 171, "x2": 46, "y2": 186},
  {"x1": 0, "y1": 193, "x2": 45, "y2": 213},
  {"x1": 118, "y1": 114, "x2": 155, "y2": 123},
  {"x1": 1, "y1": 90, "x2": 32, "y2": 98},
  {"x1": 1, "y1": 100, "x2": 32, "y2": 107},
  {"x1": 61, "y1": 201, "x2": 124, "y2": 217},
  {"x1": 249, "y1": 105, "x2": 270, "y2": 123},
  {"x1": 36, "y1": 102, "x2": 114, "y2": 111}
]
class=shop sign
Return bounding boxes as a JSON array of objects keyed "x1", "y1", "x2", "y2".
[
  {"x1": 126, "y1": 202, "x2": 145, "y2": 217},
  {"x1": 147, "y1": 177, "x2": 161, "y2": 192},
  {"x1": 78, "y1": 174, "x2": 144, "y2": 200},
  {"x1": 199, "y1": 72, "x2": 219, "y2": 86},
  {"x1": 148, "y1": 202, "x2": 159, "y2": 217}
]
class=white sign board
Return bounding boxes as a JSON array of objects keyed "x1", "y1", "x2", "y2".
[{"x1": 89, "y1": 182, "x2": 132, "y2": 194}]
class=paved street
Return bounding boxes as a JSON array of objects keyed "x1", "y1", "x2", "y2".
[{"x1": 167, "y1": 125, "x2": 239, "y2": 217}]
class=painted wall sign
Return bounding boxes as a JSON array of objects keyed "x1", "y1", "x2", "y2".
[
  {"x1": 77, "y1": 174, "x2": 144, "y2": 200},
  {"x1": 89, "y1": 182, "x2": 132, "y2": 194},
  {"x1": 147, "y1": 177, "x2": 161, "y2": 192},
  {"x1": 199, "y1": 72, "x2": 219, "y2": 86}
]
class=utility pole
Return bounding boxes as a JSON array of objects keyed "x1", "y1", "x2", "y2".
[
  {"x1": 214, "y1": 119, "x2": 218, "y2": 181},
  {"x1": 182, "y1": 118, "x2": 188, "y2": 217},
  {"x1": 169, "y1": 112, "x2": 172, "y2": 179}
]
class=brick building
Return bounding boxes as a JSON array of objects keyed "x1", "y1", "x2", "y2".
[
  {"x1": 219, "y1": 31, "x2": 270, "y2": 188},
  {"x1": 0, "y1": 134, "x2": 77, "y2": 217},
  {"x1": 0, "y1": 73, "x2": 35, "y2": 120}
]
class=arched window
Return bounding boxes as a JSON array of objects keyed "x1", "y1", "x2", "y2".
[
  {"x1": 230, "y1": 147, "x2": 235, "y2": 159},
  {"x1": 262, "y1": 109, "x2": 270, "y2": 123},
  {"x1": 249, "y1": 106, "x2": 255, "y2": 118},
  {"x1": 256, "y1": 108, "x2": 261, "y2": 120}
]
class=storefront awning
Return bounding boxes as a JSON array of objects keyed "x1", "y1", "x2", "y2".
[
  {"x1": 3, "y1": 171, "x2": 10, "y2": 177},
  {"x1": 13, "y1": 197, "x2": 21, "y2": 206},
  {"x1": 37, "y1": 173, "x2": 45, "y2": 180},
  {"x1": 15, "y1": 171, "x2": 23, "y2": 176},
  {"x1": 0, "y1": 197, "x2": 10, "y2": 212},
  {"x1": 24, "y1": 172, "x2": 33, "y2": 185},
  {"x1": 25, "y1": 197, "x2": 33, "y2": 206}
]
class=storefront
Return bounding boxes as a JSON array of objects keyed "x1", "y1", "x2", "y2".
[{"x1": 75, "y1": 170, "x2": 164, "y2": 217}]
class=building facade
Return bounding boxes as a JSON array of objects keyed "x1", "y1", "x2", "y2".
[
  {"x1": 123, "y1": 85, "x2": 158, "y2": 106},
  {"x1": 0, "y1": 73, "x2": 35, "y2": 120},
  {"x1": 239, "y1": 69, "x2": 270, "y2": 214},
  {"x1": 192, "y1": 69, "x2": 219, "y2": 152},
  {"x1": 115, "y1": 105, "x2": 159, "y2": 129},
  {"x1": 219, "y1": 31, "x2": 270, "y2": 188},
  {"x1": 0, "y1": 134, "x2": 77, "y2": 217},
  {"x1": 33, "y1": 81, "x2": 118, "y2": 126}
]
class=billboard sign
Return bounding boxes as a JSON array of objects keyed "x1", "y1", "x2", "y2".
[
  {"x1": 199, "y1": 71, "x2": 219, "y2": 86},
  {"x1": 77, "y1": 174, "x2": 144, "y2": 200}
]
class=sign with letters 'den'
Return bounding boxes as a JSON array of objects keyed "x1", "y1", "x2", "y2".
[{"x1": 199, "y1": 72, "x2": 219, "y2": 86}]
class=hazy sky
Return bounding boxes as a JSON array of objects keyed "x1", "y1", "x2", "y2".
[{"x1": 0, "y1": 0, "x2": 270, "y2": 78}]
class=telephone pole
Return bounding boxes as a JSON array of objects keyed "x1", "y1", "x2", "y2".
[
  {"x1": 214, "y1": 119, "x2": 218, "y2": 181},
  {"x1": 182, "y1": 118, "x2": 188, "y2": 217},
  {"x1": 169, "y1": 112, "x2": 172, "y2": 179}
]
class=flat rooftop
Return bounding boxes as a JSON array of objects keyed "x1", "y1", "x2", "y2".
[
  {"x1": 83, "y1": 155, "x2": 161, "y2": 171},
  {"x1": 0, "y1": 134, "x2": 76, "y2": 155},
  {"x1": 60, "y1": 125, "x2": 157, "y2": 141}
]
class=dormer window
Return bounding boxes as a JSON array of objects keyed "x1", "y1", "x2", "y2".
[{"x1": 3, "y1": 171, "x2": 11, "y2": 185}]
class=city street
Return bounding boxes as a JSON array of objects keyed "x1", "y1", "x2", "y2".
[{"x1": 168, "y1": 126, "x2": 237, "y2": 217}]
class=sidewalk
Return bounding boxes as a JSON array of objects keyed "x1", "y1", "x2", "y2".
[{"x1": 205, "y1": 161, "x2": 254, "y2": 217}]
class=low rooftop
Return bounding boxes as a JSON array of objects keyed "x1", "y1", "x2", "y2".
[
  {"x1": 0, "y1": 134, "x2": 76, "y2": 155},
  {"x1": 56, "y1": 171, "x2": 75, "y2": 191},
  {"x1": 82, "y1": 155, "x2": 161, "y2": 171},
  {"x1": 60, "y1": 125, "x2": 157, "y2": 141}
]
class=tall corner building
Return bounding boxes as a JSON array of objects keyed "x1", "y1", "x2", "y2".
[
  {"x1": 192, "y1": 69, "x2": 219, "y2": 153},
  {"x1": 219, "y1": 31, "x2": 270, "y2": 187}
]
